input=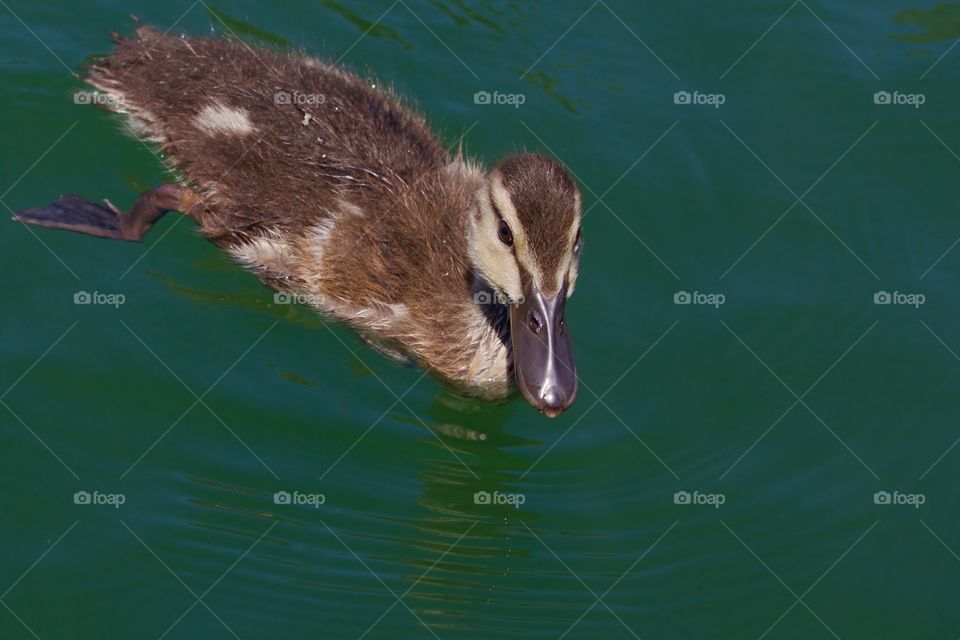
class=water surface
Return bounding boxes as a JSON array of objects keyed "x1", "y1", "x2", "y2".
[{"x1": 2, "y1": 1, "x2": 959, "y2": 638}]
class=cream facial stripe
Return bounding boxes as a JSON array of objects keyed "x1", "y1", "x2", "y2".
[
  {"x1": 488, "y1": 172, "x2": 545, "y2": 289},
  {"x1": 469, "y1": 181, "x2": 522, "y2": 301}
]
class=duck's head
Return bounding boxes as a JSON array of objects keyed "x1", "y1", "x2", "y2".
[{"x1": 468, "y1": 153, "x2": 583, "y2": 418}]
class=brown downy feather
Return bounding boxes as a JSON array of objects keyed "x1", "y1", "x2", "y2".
[{"x1": 87, "y1": 26, "x2": 510, "y2": 394}]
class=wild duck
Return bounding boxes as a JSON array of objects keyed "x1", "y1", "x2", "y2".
[{"x1": 15, "y1": 26, "x2": 583, "y2": 417}]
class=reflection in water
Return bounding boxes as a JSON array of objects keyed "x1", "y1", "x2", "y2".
[
  {"x1": 892, "y1": 3, "x2": 960, "y2": 43},
  {"x1": 317, "y1": 0, "x2": 413, "y2": 50},
  {"x1": 427, "y1": 0, "x2": 509, "y2": 34},
  {"x1": 276, "y1": 367, "x2": 316, "y2": 387},
  {"x1": 148, "y1": 268, "x2": 335, "y2": 327},
  {"x1": 204, "y1": 4, "x2": 291, "y2": 46},
  {"x1": 372, "y1": 399, "x2": 541, "y2": 634},
  {"x1": 178, "y1": 398, "x2": 545, "y2": 636},
  {"x1": 517, "y1": 69, "x2": 590, "y2": 115}
]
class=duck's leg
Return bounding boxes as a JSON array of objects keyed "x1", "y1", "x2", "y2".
[{"x1": 13, "y1": 184, "x2": 202, "y2": 242}]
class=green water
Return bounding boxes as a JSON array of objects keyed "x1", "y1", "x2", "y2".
[{"x1": 2, "y1": 1, "x2": 960, "y2": 638}]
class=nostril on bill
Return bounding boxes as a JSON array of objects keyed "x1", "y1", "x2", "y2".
[{"x1": 527, "y1": 309, "x2": 543, "y2": 334}]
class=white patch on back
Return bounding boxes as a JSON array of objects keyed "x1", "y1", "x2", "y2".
[
  {"x1": 305, "y1": 200, "x2": 366, "y2": 271},
  {"x1": 193, "y1": 102, "x2": 256, "y2": 136},
  {"x1": 306, "y1": 218, "x2": 338, "y2": 270},
  {"x1": 125, "y1": 108, "x2": 161, "y2": 141},
  {"x1": 228, "y1": 236, "x2": 296, "y2": 273},
  {"x1": 81, "y1": 80, "x2": 166, "y2": 146},
  {"x1": 343, "y1": 301, "x2": 410, "y2": 333},
  {"x1": 386, "y1": 303, "x2": 409, "y2": 318}
]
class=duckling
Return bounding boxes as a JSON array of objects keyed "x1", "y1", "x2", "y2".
[{"x1": 14, "y1": 26, "x2": 583, "y2": 417}]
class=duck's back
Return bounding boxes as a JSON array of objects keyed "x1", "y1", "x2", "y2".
[
  {"x1": 88, "y1": 26, "x2": 447, "y2": 241},
  {"x1": 86, "y1": 27, "x2": 505, "y2": 390}
]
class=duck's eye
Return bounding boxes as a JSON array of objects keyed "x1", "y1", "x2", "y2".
[
  {"x1": 498, "y1": 219, "x2": 514, "y2": 246},
  {"x1": 574, "y1": 227, "x2": 583, "y2": 254}
]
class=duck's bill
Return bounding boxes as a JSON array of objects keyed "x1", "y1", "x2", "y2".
[{"x1": 509, "y1": 284, "x2": 578, "y2": 417}]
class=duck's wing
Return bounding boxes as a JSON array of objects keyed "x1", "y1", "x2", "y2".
[{"x1": 86, "y1": 26, "x2": 447, "y2": 244}]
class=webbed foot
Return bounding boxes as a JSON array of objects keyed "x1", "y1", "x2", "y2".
[
  {"x1": 13, "y1": 184, "x2": 200, "y2": 242},
  {"x1": 14, "y1": 194, "x2": 133, "y2": 240}
]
